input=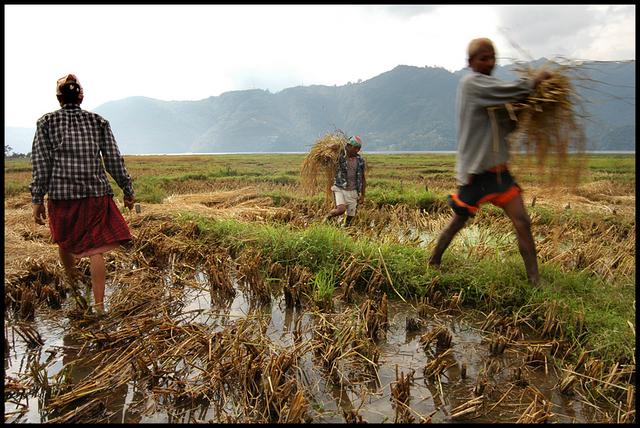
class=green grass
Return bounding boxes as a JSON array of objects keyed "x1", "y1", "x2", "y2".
[
  {"x1": 6, "y1": 152, "x2": 634, "y2": 208},
  {"x1": 312, "y1": 267, "x2": 337, "y2": 307},
  {"x1": 179, "y1": 211, "x2": 634, "y2": 363},
  {"x1": 3, "y1": 158, "x2": 31, "y2": 172},
  {"x1": 123, "y1": 177, "x2": 167, "y2": 203},
  {"x1": 5, "y1": 152, "x2": 635, "y2": 363},
  {"x1": 366, "y1": 187, "x2": 443, "y2": 210},
  {"x1": 4, "y1": 181, "x2": 29, "y2": 198}
]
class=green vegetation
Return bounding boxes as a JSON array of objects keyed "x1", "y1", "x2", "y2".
[
  {"x1": 180, "y1": 212, "x2": 634, "y2": 363},
  {"x1": 312, "y1": 267, "x2": 337, "y2": 308},
  {"x1": 5, "y1": 152, "x2": 635, "y2": 363}
]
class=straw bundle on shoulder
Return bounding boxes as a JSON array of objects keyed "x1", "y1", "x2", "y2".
[
  {"x1": 300, "y1": 130, "x2": 348, "y2": 202},
  {"x1": 504, "y1": 60, "x2": 588, "y2": 186}
]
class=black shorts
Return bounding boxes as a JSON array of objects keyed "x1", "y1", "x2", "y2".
[{"x1": 448, "y1": 168, "x2": 522, "y2": 217}]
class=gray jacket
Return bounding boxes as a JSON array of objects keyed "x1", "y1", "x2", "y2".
[{"x1": 455, "y1": 71, "x2": 534, "y2": 185}]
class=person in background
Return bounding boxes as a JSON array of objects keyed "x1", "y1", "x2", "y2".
[
  {"x1": 30, "y1": 74, "x2": 136, "y2": 314},
  {"x1": 429, "y1": 38, "x2": 552, "y2": 286},
  {"x1": 325, "y1": 135, "x2": 367, "y2": 226}
]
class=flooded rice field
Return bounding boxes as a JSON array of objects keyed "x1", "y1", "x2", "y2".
[
  {"x1": 5, "y1": 263, "x2": 614, "y2": 423},
  {"x1": 4, "y1": 198, "x2": 635, "y2": 424}
]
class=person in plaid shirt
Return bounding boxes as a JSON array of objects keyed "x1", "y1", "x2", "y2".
[
  {"x1": 325, "y1": 135, "x2": 366, "y2": 226},
  {"x1": 30, "y1": 74, "x2": 135, "y2": 315}
]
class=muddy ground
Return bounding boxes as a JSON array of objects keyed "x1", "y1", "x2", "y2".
[{"x1": 4, "y1": 188, "x2": 635, "y2": 423}]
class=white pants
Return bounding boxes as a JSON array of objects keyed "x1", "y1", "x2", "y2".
[{"x1": 331, "y1": 185, "x2": 359, "y2": 216}]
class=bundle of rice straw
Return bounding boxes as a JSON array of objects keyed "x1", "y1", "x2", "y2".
[
  {"x1": 300, "y1": 130, "x2": 348, "y2": 203},
  {"x1": 501, "y1": 59, "x2": 589, "y2": 187}
]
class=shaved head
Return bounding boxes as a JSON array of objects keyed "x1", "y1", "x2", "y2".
[{"x1": 467, "y1": 38, "x2": 495, "y2": 60}]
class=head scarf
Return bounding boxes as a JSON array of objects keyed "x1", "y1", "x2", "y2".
[
  {"x1": 347, "y1": 135, "x2": 362, "y2": 148},
  {"x1": 56, "y1": 74, "x2": 83, "y2": 97}
]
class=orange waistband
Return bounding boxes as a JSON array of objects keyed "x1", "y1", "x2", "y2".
[{"x1": 487, "y1": 164, "x2": 508, "y2": 173}]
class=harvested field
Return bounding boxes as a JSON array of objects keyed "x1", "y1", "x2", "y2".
[{"x1": 4, "y1": 153, "x2": 635, "y2": 423}]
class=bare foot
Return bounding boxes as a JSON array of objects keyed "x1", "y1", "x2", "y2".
[
  {"x1": 93, "y1": 304, "x2": 107, "y2": 319},
  {"x1": 65, "y1": 267, "x2": 82, "y2": 285}
]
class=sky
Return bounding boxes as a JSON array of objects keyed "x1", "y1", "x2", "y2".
[{"x1": 4, "y1": 4, "x2": 636, "y2": 128}]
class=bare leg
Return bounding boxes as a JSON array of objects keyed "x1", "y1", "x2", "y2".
[
  {"x1": 58, "y1": 247, "x2": 78, "y2": 281},
  {"x1": 345, "y1": 215, "x2": 355, "y2": 226},
  {"x1": 429, "y1": 213, "x2": 468, "y2": 266},
  {"x1": 89, "y1": 253, "x2": 107, "y2": 312},
  {"x1": 59, "y1": 247, "x2": 91, "y2": 310},
  {"x1": 501, "y1": 194, "x2": 540, "y2": 285},
  {"x1": 327, "y1": 204, "x2": 347, "y2": 218}
]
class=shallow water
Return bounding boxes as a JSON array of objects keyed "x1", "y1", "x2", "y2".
[{"x1": 4, "y1": 272, "x2": 598, "y2": 423}]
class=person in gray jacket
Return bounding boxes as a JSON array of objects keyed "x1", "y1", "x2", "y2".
[{"x1": 429, "y1": 38, "x2": 551, "y2": 286}]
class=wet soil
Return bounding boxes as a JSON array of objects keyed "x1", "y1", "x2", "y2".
[
  {"x1": 5, "y1": 271, "x2": 599, "y2": 423},
  {"x1": 4, "y1": 192, "x2": 631, "y2": 423}
]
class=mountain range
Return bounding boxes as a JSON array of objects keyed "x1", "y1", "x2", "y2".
[{"x1": 5, "y1": 59, "x2": 635, "y2": 155}]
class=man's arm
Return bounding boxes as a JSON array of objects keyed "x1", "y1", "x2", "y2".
[
  {"x1": 32, "y1": 204, "x2": 46, "y2": 225},
  {"x1": 470, "y1": 69, "x2": 553, "y2": 108},
  {"x1": 29, "y1": 118, "x2": 52, "y2": 206}
]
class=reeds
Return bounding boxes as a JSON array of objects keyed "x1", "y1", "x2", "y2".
[
  {"x1": 488, "y1": 334, "x2": 509, "y2": 356},
  {"x1": 423, "y1": 348, "x2": 455, "y2": 379},
  {"x1": 14, "y1": 323, "x2": 44, "y2": 349},
  {"x1": 516, "y1": 390, "x2": 554, "y2": 423},
  {"x1": 451, "y1": 395, "x2": 484, "y2": 420},
  {"x1": 5, "y1": 261, "x2": 70, "y2": 321},
  {"x1": 279, "y1": 264, "x2": 312, "y2": 309},
  {"x1": 360, "y1": 294, "x2": 389, "y2": 342},
  {"x1": 206, "y1": 251, "x2": 236, "y2": 302},
  {"x1": 420, "y1": 325, "x2": 453, "y2": 353},
  {"x1": 390, "y1": 365, "x2": 415, "y2": 423}
]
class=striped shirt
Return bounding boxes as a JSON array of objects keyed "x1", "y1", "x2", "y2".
[{"x1": 29, "y1": 104, "x2": 134, "y2": 204}]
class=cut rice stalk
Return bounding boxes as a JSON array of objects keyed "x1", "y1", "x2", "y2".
[
  {"x1": 300, "y1": 130, "x2": 348, "y2": 203},
  {"x1": 497, "y1": 59, "x2": 589, "y2": 188}
]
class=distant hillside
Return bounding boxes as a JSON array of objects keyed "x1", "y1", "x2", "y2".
[{"x1": 5, "y1": 59, "x2": 635, "y2": 155}]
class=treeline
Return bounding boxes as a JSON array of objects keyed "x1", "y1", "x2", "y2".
[{"x1": 5, "y1": 145, "x2": 31, "y2": 159}]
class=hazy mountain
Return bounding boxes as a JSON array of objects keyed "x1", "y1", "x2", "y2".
[{"x1": 5, "y1": 59, "x2": 635, "y2": 155}]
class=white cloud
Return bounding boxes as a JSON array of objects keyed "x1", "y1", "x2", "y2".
[
  {"x1": 494, "y1": 4, "x2": 636, "y2": 62},
  {"x1": 4, "y1": 4, "x2": 635, "y2": 128}
]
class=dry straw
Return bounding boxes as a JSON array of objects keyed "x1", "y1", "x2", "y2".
[
  {"x1": 300, "y1": 130, "x2": 348, "y2": 203},
  {"x1": 492, "y1": 59, "x2": 589, "y2": 187},
  {"x1": 5, "y1": 205, "x2": 634, "y2": 422}
]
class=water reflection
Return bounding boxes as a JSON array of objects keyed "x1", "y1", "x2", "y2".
[
  {"x1": 5, "y1": 271, "x2": 602, "y2": 423},
  {"x1": 52, "y1": 333, "x2": 132, "y2": 423}
]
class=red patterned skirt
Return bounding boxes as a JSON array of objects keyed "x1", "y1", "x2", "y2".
[{"x1": 48, "y1": 195, "x2": 132, "y2": 258}]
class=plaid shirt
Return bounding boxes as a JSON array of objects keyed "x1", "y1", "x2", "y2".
[
  {"x1": 29, "y1": 104, "x2": 134, "y2": 204},
  {"x1": 333, "y1": 150, "x2": 365, "y2": 194}
]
